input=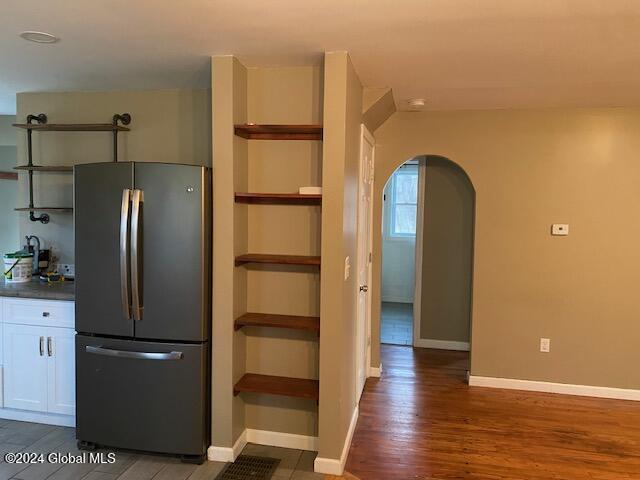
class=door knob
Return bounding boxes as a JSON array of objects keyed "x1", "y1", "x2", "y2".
[{"x1": 360, "y1": 285, "x2": 369, "y2": 292}]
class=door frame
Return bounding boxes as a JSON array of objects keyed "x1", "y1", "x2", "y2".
[
  {"x1": 412, "y1": 159, "x2": 426, "y2": 346},
  {"x1": 355, "y1": 124, "x2": 375, "y2": 401}
]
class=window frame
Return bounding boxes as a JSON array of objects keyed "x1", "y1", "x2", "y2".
[{"x1": 386, "y1": 164, "x2": 419, "y2": 240}]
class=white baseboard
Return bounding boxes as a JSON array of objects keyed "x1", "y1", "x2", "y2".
[
  {"x1": 314, "y1": 405, "x2": 359, "y2": 475},
  {"x1": 469, "y1": 375, "x2": 640, "y2": 401},
  {"x1": 246, "y1": 429, "x2": 318, "y2": 451},
  {"x1": 368, "y1": 363, "x2": 382, "y2": 378},
  {"x1": 0, "y1": 408, "x2": 74, "y2": 427},
  {"x1": 208, "y1": 428, "x2": 318, "y2": 462},
  {"x1": 414, "y1": 338, "x2": 470, "y2": 351},
  {"x1": 207, "y1": 429, "x2": 247, "y2": 462}
]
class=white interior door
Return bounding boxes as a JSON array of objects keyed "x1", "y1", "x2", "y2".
[{"x1": 356, "y1": 125, "x2": 375, "y2": 401}]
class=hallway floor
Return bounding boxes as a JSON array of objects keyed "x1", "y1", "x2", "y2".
[
  {"x1": 380, "y1": 302, "x2": 413, "y2": 345},
  {"x1": 345, "y1": 345, "x2": 640, "y2": 479}
]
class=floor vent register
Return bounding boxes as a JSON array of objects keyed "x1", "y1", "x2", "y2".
[{"x1": 215, "y1": 455, "x2": 281, "y2": 480}]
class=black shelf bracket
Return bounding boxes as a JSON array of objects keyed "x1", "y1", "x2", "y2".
[
  {"x1": 26, "y1": 114, "x2": 49, "y2": 224},
  {"x1": 112, "y1": 113, "x2": 131, "y2": 162}
]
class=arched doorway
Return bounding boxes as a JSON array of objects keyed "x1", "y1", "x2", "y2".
[{"x1": 380, "y1": 155, "x2": 475, "y2": 352}]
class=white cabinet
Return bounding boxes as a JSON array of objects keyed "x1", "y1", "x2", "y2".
[
  {"x1": 2, "y1": 323, "x2": 48, "y2": 412},
  {"x1": 0, "y1": 297, "x2": 75, "y2": 421},
  {"x1": 46, "y1": 327, "x2": 76, "y2": 415}
]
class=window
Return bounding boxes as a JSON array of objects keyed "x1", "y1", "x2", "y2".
[{"x1": 388, "y1": 164, "x2": 418, "y2": 237}]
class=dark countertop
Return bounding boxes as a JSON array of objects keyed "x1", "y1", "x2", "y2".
[{"x1": 0, "y1": 277, "x2": 75, "y2": 301}]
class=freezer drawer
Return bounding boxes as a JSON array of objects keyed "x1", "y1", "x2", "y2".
[{"x1": 75, "y1": 335, "x2": 208, "y2": 456}]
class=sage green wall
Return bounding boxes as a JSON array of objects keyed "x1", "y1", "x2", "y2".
[
  {"x1": 15, "y1": 89, "x2": 211, "y2": 264},
  {"x1": 419, "y1": 156, "x2": 474, "y2": 344}
]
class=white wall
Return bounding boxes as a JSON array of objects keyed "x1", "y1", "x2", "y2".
[
  {"x1": 0, "y1": 116, "x2": 19, "y2": 257},
  {"x1": 381, "y1": 173, "x2": 416, "y2": 303}
]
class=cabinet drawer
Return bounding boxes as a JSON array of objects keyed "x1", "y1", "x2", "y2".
[{"x1": 3, "y1": 299, "x2": 74, "y2": 329}]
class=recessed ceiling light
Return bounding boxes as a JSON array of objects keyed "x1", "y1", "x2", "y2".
[
  {"x1": 19, "y1": 31, "x2": 59, "y2": 44},
  {"x1": 407, "y1": 98, "x2": 426, "y2": 108}
]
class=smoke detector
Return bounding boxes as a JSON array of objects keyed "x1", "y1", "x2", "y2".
[
  {"x1": 407, "y1": 98, "x2": 426, "y2": 109},
  {"x1": 19, "y1": 31, "x2": 59, "y2": 44}
]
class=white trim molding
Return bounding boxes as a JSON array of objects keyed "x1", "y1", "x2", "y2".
[
  {"x1": 246, "y1": 429, "x2": 318, "y2": 451},
  {"x1": 207, "y1": 430, "x2": 247, "y2": 462},
  {"x1": 208, "y1": 428, "x2": 319, "y2": 462},
  {"x1": 368, "y1": 363, "x2": 383, "y2": 378},
  {"x1": 469, "y1": 376, "x2": 640, "y2": 402},
  {"x1": 414, "y1": 338, "x2": 470, "y2": 351},
  {"x1": 314, "y1": 406, "x2": 359, "y2": 475}
]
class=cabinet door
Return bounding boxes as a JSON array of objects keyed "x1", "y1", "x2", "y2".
[
  {"x1": 3, "y1": 324, "x2": 48, "y2": 412},
  {"x1": 46, "y1": 327, "x2": 76, "y2": 415}
]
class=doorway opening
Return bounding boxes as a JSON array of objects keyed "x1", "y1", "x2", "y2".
[
  {"x1": 381, "y1": 160, "x2": 418, "y2": 345},
  {"x1": 381, "y1": 155, "x2": 475, "y2": 351}
]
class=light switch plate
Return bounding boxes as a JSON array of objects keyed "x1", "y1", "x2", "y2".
[{"x1": 551, "y1": 224, "x2": 569, "y2": 236}]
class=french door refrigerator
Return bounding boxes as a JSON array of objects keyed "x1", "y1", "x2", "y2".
[{"x1": 74, "y1": 162, "x2": 211, "y2": 462}]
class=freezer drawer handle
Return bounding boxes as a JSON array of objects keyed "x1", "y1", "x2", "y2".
[{"x1": 85, "y1": 345, "x2": 183, "y2": 361}]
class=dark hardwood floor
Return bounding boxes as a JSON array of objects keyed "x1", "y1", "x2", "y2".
[{"x1": 345, "y1": 345, "x2": 640, "y2": 479}]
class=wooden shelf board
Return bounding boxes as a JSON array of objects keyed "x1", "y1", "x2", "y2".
[
  {"x1": 233, "y1": 373, "x2": 319, "y2": 400},
  {"x1": 13, "y1": 123, "x2": 129, "y2": 132},
  {"x1": 0, "y1": 172, "x2": 18, "y2": 181},
  {"x1": 234, "y1": 124, "x2": 322, "y2": 140},
  {"x1": 235, "y1": 312, "x2": 320, "y2": 332},
  {"x1": 235, "y1": 253, "x2": 321, "y2": 267},
  {"x1": 235, "y1": 192, "x2": 321, "y2": 205},
  {"x1": 14, "y1": 165, "x2": 73, "y2": 172},
  {"x1": 15, "y1": 207, "x2": 73, "y2": 213}
]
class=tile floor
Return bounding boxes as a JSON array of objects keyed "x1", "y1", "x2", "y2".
[
  {"x1": 0, "y1": 420, "x2": 322, "y2": 480},
  {"x1": 380, "y1": 302, "x2": 413, "y2": 345}
]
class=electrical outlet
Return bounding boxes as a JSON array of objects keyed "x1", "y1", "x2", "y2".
[
  {"x1": 551, "y1": 224, "x2": 569, "y2": 236},
  {"x1": 56, "y1": 264, "x2": 75, "y2": 277},
  {"x1": 540, "y1": 338, "x2": 551, "y2": 353}
]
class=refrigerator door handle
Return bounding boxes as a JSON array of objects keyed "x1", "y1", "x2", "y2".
[
  {"x1": 85, "y1": 345, "x2": 183, "y2": 361},
  {"x1": 120, "y1": 189, "x2": 132, "y2": 319},
  {"x1": 130, "y1": 189, "x2": 143, "y2": 321}
]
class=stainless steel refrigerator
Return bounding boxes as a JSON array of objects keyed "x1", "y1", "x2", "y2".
[{"x1": 74, "y1": 162, "x2": 211, "y2": 462}]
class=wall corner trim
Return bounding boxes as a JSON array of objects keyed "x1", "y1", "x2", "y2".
[
  {"x1": 314, "y1": 405, "x2": 359, "y2": 475},
  {"x1": 415, "y1": 339, "x2": 470, "y2": 351},
  {"x1": 368, "y1": 363, "x2": 383, "y2": 378},
  {"x1": 469, "y1": 376, "x2": 640, "y2": 401},
  {"x1": 207, "y1": 430, "x2": 247, "y2": 462}
]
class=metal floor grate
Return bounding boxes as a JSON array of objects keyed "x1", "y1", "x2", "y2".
[{"x1": 215, "y1": 455, "x2": 281, "y2": 480}]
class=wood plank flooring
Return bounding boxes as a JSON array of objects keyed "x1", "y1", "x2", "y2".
[{"x1": 345, "y1": 345, "x2": 640, "y2": 479}]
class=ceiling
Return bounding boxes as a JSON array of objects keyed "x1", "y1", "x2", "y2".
[{"x1": 2, "y1": 0, "x2": 640, "y2": 115}]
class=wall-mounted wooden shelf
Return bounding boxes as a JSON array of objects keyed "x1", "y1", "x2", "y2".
[
  {"x1": 15, "y1": 207, "x2": 73, "y2": 213},
  {"x1": 13, "y1": 123, "x2": 130, "y2": 132},
  {"x1": 0, "y1": 172, "x2": 18, "y2": 181},
  {"x1": 14, "y1": 165, "x2": 73, "y2": 172},
  {"x1": 235, "y1": 253, "x2": 321, "y2": 267},
  {"x1": 235, "y1": 192, "x2": 322, "y2": 205},
  {"x1": 233, "y1": 373, "x2": 319, "y2": 400},
  {"x1": 234, "y1": 124, "x2": 323, "y2": 140},
  {"x1": 235, "y1": 313, "x2": 320, "y2": 332}
]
